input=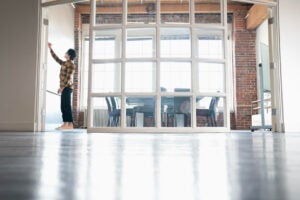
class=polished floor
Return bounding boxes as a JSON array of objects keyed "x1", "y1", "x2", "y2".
[{"x1": 0, "y1": 131, "x2": 299, "y2": 200}]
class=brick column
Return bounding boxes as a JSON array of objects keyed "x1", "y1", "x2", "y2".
[
  {"x1": 72, "y1": 8, "x2": 82, "y2": 128},
  {"x1": 233, "y1": 7, "x2": 257, "y2": 130}
]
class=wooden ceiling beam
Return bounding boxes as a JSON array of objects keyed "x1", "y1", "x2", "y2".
[{"x1": 246, "y1": 4, "x2": 268, "y2": 30}]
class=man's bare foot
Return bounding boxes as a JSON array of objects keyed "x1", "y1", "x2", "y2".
[
  {"x1": 55, "y1": 123, "x2": 73, "y2": 130},
  {"x1": 66, "y1": 125, "x2": 73, "y2": 129},
  {"x1": 60, "y1": 123, "x2": 73, "y2": 129},
  {"x1": 67, "y1": 123, "x2": 73, "y2": 129},
  {"x1": 55, "y1": 124, "x2": 65, "y2": 130}
]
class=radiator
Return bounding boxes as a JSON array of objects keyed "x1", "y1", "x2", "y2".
[
  {"x1": 93, "y1": 109, "x2": 108, "y2": 127},
  {"x1": 83, "y1": 109, "x2": 108, "y2": 127}
]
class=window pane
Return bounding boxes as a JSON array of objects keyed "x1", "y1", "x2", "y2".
[
  {"x1": 91, "y1": 96, "x2": 121, "y2": 127},
  {"x1": 92, "y1": 63, "x2": 121, "y2": 93},
  {"x1": 96, "y1": 1, "x2": 122, "y2": 25},
  {"x1": 196, "y1": 96, "x2": 225, "y2": 127},
  {"x1": 160, "y1": 62, "x2": 191, "y2": 92},
  {"x1": 94, "y1": 29, "x2": 121, "y2": 59},
  {"x1": 126, "y1": 28, "x2": 156, "y2": 58},
  {"x1": 198, "y1": 63, "x2": 224, "y2": 93},
  {"x1": 161, "y1": 96, "x2": 191, "y2": 127},
  {"x1": 128, "y1": 1, "x2": 156, "y2": 24},
  {"x1": 160, "y1": 28, "x2": 191, "y2": 58},
  {"x1": 125, "y1": 62, "x2": 156, "y2": 92},
  {"x1": 161, "y1": 0, "x2": 189, "y2": 24},
  {"x1": 196, "y1": 29, "x2": 224, "y2": 59},
  {"x1": 195, "y1": 0, "x2": 221, "y2": 24},
  {"x1": 126, "y1": 96, "x2": 156, "y2": 127}
]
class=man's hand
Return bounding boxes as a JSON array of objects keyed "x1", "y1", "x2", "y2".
[
  {"x1": 48, "y1": 42, "x2": 52, "y2": 49},
  {"x1": 57, "y1": 88, "x2": 63, "y2": 94}
]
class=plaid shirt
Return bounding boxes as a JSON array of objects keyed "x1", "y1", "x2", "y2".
[{"x1": 50, "y1": 49, "x2": 75, "y2": 89}]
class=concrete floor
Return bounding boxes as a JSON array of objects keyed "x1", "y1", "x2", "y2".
[{"x1": 0, "y1": 131, "x2": 299, "y2": 200}]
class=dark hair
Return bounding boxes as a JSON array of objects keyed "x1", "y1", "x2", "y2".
[{"x1": 67, "y1": 49, "x2": 76, "y2": 60}]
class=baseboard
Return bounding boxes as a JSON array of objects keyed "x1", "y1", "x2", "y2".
[{"x1": 0, "y1": 121, "x2": 35, "y2": 132}]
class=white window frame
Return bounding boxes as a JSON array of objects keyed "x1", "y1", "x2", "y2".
[{"x1": 87, "y1": 0, "x2": 230, "y2": 133}]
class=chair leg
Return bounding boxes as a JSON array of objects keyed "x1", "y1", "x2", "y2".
[
  {"x1": 107, "y1": 116, "x2": 112, "y2": 127},
  {"x1": 212, "y1": 114, "x2": 217, "y2": 127},
  {"x1": 116, "y1": 116, "x2": 120, "y2": 126},
  {"x1": 207, "y1": 116, "x2": 213, "y2": 127},
  {"x1": 112, "y1": 116, "x2": 118, "y2": 127},
  {"x1": 209, "y1": 116, "x2": 214, "y2": 127},
  {"x1": 212, "y1": 118, "x2": 216, "y2": 127},
  {"x1": 112, "y1": 117, "x2": 115, "y2": 126},
  {"x1": 130, "y1": 115, "x2": 134, "y2": 127}
]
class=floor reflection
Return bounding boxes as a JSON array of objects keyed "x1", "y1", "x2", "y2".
[{"x1": 1, "y1": 132, "x2": 300, "y2": 200}]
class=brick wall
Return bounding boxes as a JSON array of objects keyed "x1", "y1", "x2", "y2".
[{"x1": 73, "y1": 4, "x2": 257, "y2": 130}]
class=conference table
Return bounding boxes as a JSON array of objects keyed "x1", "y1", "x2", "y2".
[{"x1": 125, "y1": 95, "x2": 204, "y2": 127}]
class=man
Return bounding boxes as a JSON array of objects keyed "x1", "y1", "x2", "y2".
[{"x1": 48, "y1": 43, "x2": 76, "y2": 130}]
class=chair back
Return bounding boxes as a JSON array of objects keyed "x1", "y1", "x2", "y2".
[
  {"x1": 105, "y1": 97, "x2": 112, "y2": 113},
  {"x1": 208, "y1": 97, "x2": 220, "y2": 115},
  {"x1": 110, "y1": 97, "x2": 118, "y2": 110}
]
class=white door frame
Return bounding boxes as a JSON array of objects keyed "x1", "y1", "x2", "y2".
[
  {"x1": 35, "y1": 16, "x2": 49, "y2": 132},
  {"x1": 232, "y1": 0, "x2": 284, "y2": 132}
]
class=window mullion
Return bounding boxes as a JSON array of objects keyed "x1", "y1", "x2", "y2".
[
  {"x1": 156, "y1": 0, "x2": 161, "y2": 128},
  {"x1": 121, "y1": 0, "x2": 127, "y2": 128},
  {"x1": 191, "y1": 29, "x2": 197, "y2": 128},
  {"x1": 223, "y1": 0, "x2": 230, "y2": 129},
  {"x1": 87, "y1": 0, "x2": 96, "y2": 129}
]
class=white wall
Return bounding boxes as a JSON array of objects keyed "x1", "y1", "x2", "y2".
[
  {"x1": 43, "y1": 5, "x2": 75, "y2": 127},
  {"x1": 0, "y1": 0, "x2": 40, "y2": 131},
  {"x1": 279, "y1": 0, "x2": 300, "y2": 132},
  {"x1": 0, "y1": 1, "x2": 74, "y2": 131}
]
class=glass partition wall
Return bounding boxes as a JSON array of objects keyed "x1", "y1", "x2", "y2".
[{"x1": 88, "y1": 0, "x2": 229, "y2": 132}]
